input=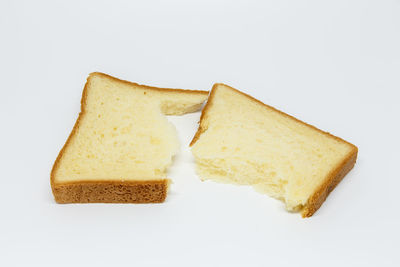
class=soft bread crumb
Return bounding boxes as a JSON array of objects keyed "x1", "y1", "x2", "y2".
[
  {"x1": 190, "y1": 83, "x2": 357, "y2": 217},
  {"x1": 51, "y1": 72, "x2": 208, "y2": 203}
]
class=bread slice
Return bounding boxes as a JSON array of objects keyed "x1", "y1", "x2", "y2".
[
  {"x1": 51, "y1": 72, "x2": 208, "y2": 203},
  {"x1": 190, "y1": 84, "x2": 357, "y2": 217}
]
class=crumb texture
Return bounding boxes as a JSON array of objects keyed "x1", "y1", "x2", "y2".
[
  {"x1": 51, "y1": 72, "x2": 208, "y2": 203},
  {"x1": 191, "y1": 84, "x2": 357, "y2": 216}
]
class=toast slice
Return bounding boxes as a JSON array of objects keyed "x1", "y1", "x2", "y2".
[
  {"x1": 51, "y1": 72, "x2": 208, "y2": 203},
  {"x1": 190, "y1": 84, "x2": 357, "y2": 217}
]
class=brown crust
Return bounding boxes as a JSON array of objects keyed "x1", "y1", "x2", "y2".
[
  {"x1": 190, "y1": 83, "x2": 358, "y2": 217},
  {"x1": 301, "y1": 148, "x2": 357, "y2": 217},
  {"x1": 53, "y1": 180, "x2": 169, "y2": 203},
  {"x1": 51, "y1": 72, "x2": 206, "y2": 204},
  {"x1": 190, "y1": 84, "x2": 220, "y2": 146},
  {"x1": 91, "y1": 72, "x2": 209, "y2": 96}
]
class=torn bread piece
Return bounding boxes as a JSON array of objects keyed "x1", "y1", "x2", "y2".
[
  {"x1": 190, "y1": 83, "x2": 357, "y2": 217},
  {"x1": 51, "y1": 72, "x2": 208, "y2": 203}
]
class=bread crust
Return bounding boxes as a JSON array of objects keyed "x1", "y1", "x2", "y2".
[
  {"x1": 52, "y1": 180, "x2": 170, "y2": 203},
  {"x1": 91, "y1": 72, "x2": 209, "y2": 96},
  {"x1": 51, "y1": 72, "x2": 207, "y2": 204},
  {"x1": 301, "y1": 148, "x2": 357, "y2": 217},
  {"x1": 190, "y1": 83, "x2": 358, "y2": 217}
]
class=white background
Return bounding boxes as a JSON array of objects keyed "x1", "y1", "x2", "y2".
[{"x1": 1, "y1": 0, "x2": 399, "y2": 266}]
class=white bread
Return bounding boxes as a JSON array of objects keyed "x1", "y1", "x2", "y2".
[
  {"x1": 190, "y1": 83, "x2": 357, "y2": 217},
  {"x1": 51, "y1": 72, "x2": 208, "y2": 203}
]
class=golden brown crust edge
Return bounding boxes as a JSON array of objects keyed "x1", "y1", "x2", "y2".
[
  {"x1": 191, "y1": 83, "x2": 356, "y2": 148},
  {"x1": 190, "y1": 83, "x2": 358, "y2": 217},
  {"x1": 50, "y1": 75, "x2": 90, "y2": 202},
  {"x1": 302, "y1": 147, "x2": 357, "y2": 217},
  {"x1": 53, "y1": 180, "x2": 170, "y2": 203},
  {"x1": 91, "y1": 72, "x2": 209, "y2": 96},
  {"x1": 189, "y1": 83, "x2": 219, "y2": 146},
  {"x1": 51, "y1": 72, "x2": 206, "y2": 204}
]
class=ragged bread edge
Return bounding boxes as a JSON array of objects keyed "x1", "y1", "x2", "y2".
[
  {"x1": 51, "y1": 72, "x2": 208, "y2": 203},
  {"x1": 190, "y1": 83, "x2": 358, "y2": 217}
]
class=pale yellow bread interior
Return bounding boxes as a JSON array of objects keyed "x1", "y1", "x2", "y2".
[
  {"x1": 53, "y1": 72, "x2": 208, "y2": 185},
  {"x1": 190, "y1": 84, "x2": 357, "y2": 217}
]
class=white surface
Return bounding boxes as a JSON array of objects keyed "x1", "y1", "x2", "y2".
[{"x1": 1, "y1": 0, "x2": 399, "y2": 266}]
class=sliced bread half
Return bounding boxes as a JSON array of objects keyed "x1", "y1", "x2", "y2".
[
  {"x1": 190, "y1": 83, "x2": 357, "y2": 217},
  {"x1": 51, "y1": 72, "x2": 208, "y2": 203}
]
